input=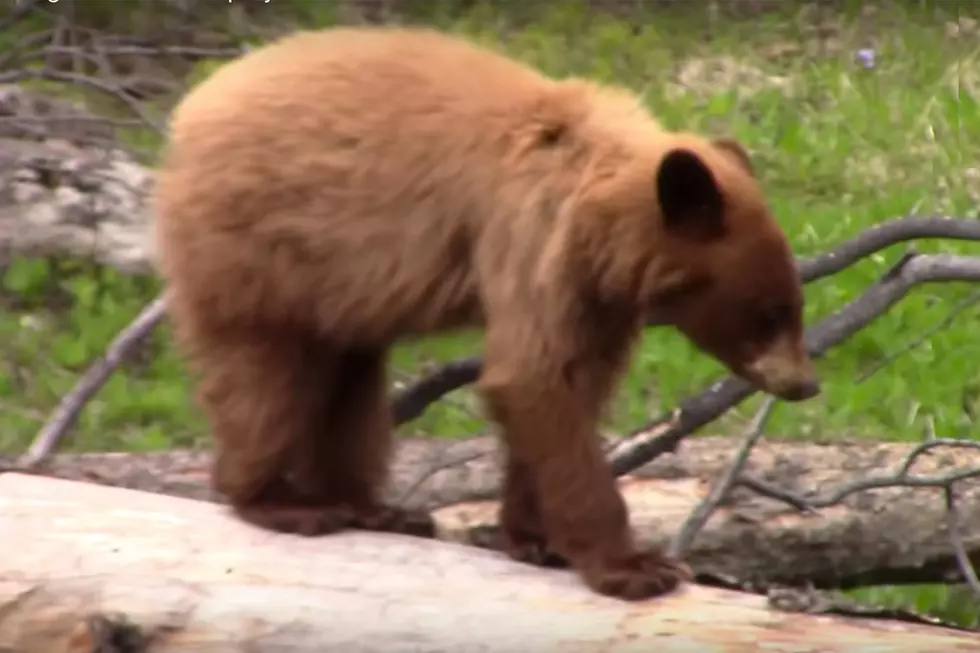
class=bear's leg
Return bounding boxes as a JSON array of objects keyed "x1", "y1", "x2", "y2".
[
  {"x1": 480, "y1": 325, "x2": 692, "y2": 601},
  {"x1": 291, "y1": 345, "x2": 436, "y2": 538},
  {"x1": 196, "y1": 327, "x2": 361, "y2": 536},
  {"x1": 498, "y1": 455, "x2": 568, "y2": 568}
]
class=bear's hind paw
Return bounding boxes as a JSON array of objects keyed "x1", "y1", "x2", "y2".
[{"x1": 582, "y1": 550, "x2": 693, "y2": 601}]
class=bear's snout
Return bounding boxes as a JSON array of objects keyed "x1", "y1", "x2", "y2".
[
  {"x1": 771, "y1": 377, "x2": 821, "y2": 402},
  {"x1": 742, "y1": 333, "x2": 820, "y2": 403}
]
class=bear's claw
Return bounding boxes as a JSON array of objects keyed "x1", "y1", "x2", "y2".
[{"x1": 582, "y1": 550, "x2": 693, "y2": 601}]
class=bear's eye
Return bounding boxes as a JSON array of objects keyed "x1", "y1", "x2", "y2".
[
  {"x1": 755, "y1": 303, "x2": 793, "y2": 339},
  {"x1": 652, "y1": 285, "x2": 688, "y2": 308},
  {"x1": 651, "y1": 277, "x2": 708, "y2": 310}
]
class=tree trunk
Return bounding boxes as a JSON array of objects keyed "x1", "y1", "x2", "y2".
[{"x1": 1, "y1": 471, "x2": 975, "y2": 653}]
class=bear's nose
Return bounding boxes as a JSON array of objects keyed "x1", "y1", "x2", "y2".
[{"x1": 775, "y1": 378, "x2": 821, "y2": 402}]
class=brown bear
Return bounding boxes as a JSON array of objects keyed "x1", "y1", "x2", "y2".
[{"x1": 152, "y1": 26, "x2": 820, "y2": 602}]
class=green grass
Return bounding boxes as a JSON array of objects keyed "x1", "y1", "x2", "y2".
[{"x1": 2, "y1": 0, "x2": 978, "y2": 627}]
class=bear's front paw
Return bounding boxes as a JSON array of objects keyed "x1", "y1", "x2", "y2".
[
  {"x1": 232, "y1": 504, "x2": 357, "y2": 536},
  {"x1": 580, "y1": 550, "x2": 693, "y2": 601}
]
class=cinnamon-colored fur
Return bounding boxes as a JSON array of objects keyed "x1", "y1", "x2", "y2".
[{"x1": 153, "y1": 26, "x2": 820, "y2": 601}]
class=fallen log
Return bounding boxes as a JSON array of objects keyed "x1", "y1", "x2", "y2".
[
  {"x1": 0, "y1": 472, "x2": 975, "y2": 653},
  {"x1": 6, "y1": 434, "x2": 980, "y2": 590}
]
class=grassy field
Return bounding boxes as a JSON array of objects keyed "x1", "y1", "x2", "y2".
[{"x1": 1, "y1": 0, "x2": 978, "y2": 625}]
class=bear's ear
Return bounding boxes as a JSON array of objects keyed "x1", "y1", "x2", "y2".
[
  {"x1": 655, "y1": 148, "x2": 726, "y2": 241},
  {"x1": 712, "y1": 137, "x2": 755, "y2": 176}
]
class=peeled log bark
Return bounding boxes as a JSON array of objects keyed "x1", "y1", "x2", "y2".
[
  {"x1": 0, "y1": 472, "x2": 975, "y2": 653},
  {"x1": 12, "y1": 434, "x2": 980, "y2": 589}
]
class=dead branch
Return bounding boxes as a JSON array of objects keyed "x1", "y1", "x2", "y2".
[
  {"x1": 392, "y1": 356, "x2": 483, "y2": 424},
  {"x1": 741, "y1": 439, "x2": 980, "y2": 511},
  {"x1": 41, "y1": 43, "x2": 244, "y2": 59},
  {"x1": 396, "y1": 443, "x2": 496, "y2": 506},
  {"x1": 797, "y1": 215, "x2": 980, "y2": 282},
  {"x1": 0, "y1": 68, "x2": 163, "y2": 132},
  {"x1": 731, "y1": 432, "x2": 980, "y2": 591},
  {"x1": 16, "y1": 294, "x2": 168, "y2": 469},
  {"x1": 667, "y1": 396, "x2": 776, "y2": 558},
  {"x1": 944, "y1": 481, "x2": 980, "y2": 600},
  {"x1": 0, "y1": 30, "x2": 55, "y2": 70}
]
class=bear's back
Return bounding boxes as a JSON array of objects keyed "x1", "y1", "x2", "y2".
[
  {"x1": 155, "y1": 27, "x2": 576, "y2": 265},
  {"x1": 154, "y1": 28, "x2": 573, "y2": 339},
  {"x1": 153, "y1": 27, "x2": 670, "y2": 342},
  {"x1": 163, "y1": 27, "x2": 557, "y2": 215}
]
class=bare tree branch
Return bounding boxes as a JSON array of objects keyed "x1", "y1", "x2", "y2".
[
  {"x1": 392, "y1": 357, "x2": 483, "y2": 425},
  {"x1": 0, "y1": 68, "x2": 163, "y2": 132},
  {"x1": 796, "y1": 215, "x2": 980, "y2": 283},
  {"x1": 668, "y1": 396, "x2": 777, "y2": 558},
  {"x1": 0, "y1": 29, "x2": 55, "y2": 70},
  {"x1": 729, "y1": 425, "x2": 980, "y2": 591},
  {"x1": 739, "y1": 443, "x2": 980, "y2": 511},
  {"x1": 944, "y1": 486, "x2": 980, "y2": 600},
  {"x1": 396, "y1": 444, "x2": 495, "y2": 506},
  {"x1": 736, "y1": 475, "x2": 817, "y2": 513},
  {"x1": 896, "y1": 438, "x2": 980, "y2": 477},
  {"x1": 16, "y1": 294, "x2": 168, "y2": 469},
  {"x1": 41, "y1": 43, "x2": 244, "y2": 59},
  {"x1": 601, "y1": 408, "x2": 681, "y2": 458}
]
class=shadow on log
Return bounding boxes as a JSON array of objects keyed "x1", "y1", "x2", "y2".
[{"x1": 1, "y1": 472, "x2": 976, "y2": 653}]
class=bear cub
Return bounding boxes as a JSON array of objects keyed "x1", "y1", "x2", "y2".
[{"x1": 153, "y1": 26, "x2": 820, "y2": 601}]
